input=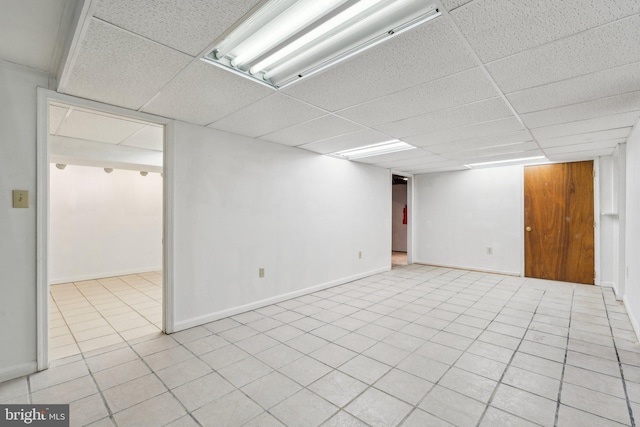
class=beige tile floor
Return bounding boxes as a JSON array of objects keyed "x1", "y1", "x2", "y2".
[
  {"x1": 392, "y1": 252, "x2": 408, "y2": 268},
  {"x1": 49, "y1": 272, "x2": 163, "y2": 360},
  {"x1": 3, "y1": 265, "x2": 640, "y2": 426}
]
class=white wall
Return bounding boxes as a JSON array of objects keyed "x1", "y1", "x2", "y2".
[
  {"x1": 414, "y1": 166, "x2": 523, "y2": 275},
  {"x1": 0, "y1": 62, "x2": 48, "y2": 381},
  {"x1": 392, "y1": 184, "x2": 408, "y2": 252},
  {"x1": 624, "y1": 121, "x2": 640, "y2": 335},
  {"x1": 170, "y1": 122, "x2": 391, "y2": 330},
  {"x1": 49, "y1": 164, "x2": 163, "y2": 283}
]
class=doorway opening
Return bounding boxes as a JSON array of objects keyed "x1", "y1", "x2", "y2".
[
  {"x1": 392, "y1": 174, "x2": 409, "y2": 268},
  {"x1": 47, "y1": 100, "x2": 165, "y2": 361}
]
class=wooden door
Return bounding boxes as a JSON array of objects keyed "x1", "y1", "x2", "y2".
[{"x1": 524, "y1": 161, "x2": 595, "y2": 284}]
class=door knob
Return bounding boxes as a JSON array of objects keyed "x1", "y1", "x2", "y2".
[{"x1": 526, "y1": 226, "x2": 532, "y2": 232}]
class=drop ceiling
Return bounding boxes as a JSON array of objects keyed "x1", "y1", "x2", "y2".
[{"x1": 4, "y1": 0, "x2": 640, "y2": 173}]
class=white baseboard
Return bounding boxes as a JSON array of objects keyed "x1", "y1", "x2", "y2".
[
  {"x1": 600, "y1": 281, "x2": 615, "y2": 288},
  {"x1": 412, "y1": 261, "x2": 521, "y2": 277},
  {"x1": 623, "y1": 295, "x2": 640, "y2": 342},
  {"x1": 50, "y1": 266, "x2": 163, "y2": 284},
  {"x1": 0, "y1": 361, "x2": 37, "y2": 384},
  {"x1": 173, "y1": 266, "x2": 390, "y2": 332}
]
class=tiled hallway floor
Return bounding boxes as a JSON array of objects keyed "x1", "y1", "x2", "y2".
[
  {"x1": 49, "y1": 272, "x2": 163, "y2": 360},
  {"x1": 392, "y1": 252, "x2": 408, "y2": 268},
  {"x1": 3, "y1": 265, "x2": 640, "y2": 426}
]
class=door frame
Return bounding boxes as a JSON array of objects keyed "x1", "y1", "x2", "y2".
[
  {"x1": 36, "y1": 88, "x2": 176, "y2": 370},
  {"x1": 390, "y1": 170, "x2": 414, "y2": 265},
  {"x1": 520, "y1": 160, "x2": 600, "y2": 285}
]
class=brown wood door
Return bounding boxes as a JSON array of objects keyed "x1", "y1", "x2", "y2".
[{"x1": 524, "y1": 161, "x2": 595, "y2": 284}]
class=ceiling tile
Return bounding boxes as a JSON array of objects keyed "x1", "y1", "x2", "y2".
[
  {"x1": 462, "y1": 149, "x2": 545, "y2": 165},
  {"x1": 63, "y1": 18, "x2": 192, "y2": 110},
  {"x1": 49, "y1": 105, "x2": 68, "y2": 134},
  {"x1": 544, "y1": 139, "x2": 623, "y2": 155},
  {"x1": 538, "y1": 127, "x2": 631, "y2": 148},
  {"x1": 298, "y1": 130, "x2": 394, "y2": 154},
  {"x1": 531, "y1": 111, "x2": 640, "y2": 140},
  {"x1": 451, "y1": 0, "x2": 640, "y2": 62},
  {"x1": 520, "y1": 91, "x2": 640, "y2": 128},
  {"x1": 121, "y1": 125, "x2": 164, "y2": 151},
  {"x1": 441, "y1": 0, "x2": 474, "y2": 11},
  {"x1": 546, "y1": 148, "x2": 616, "y2": 162},
  {"x1": 57, "y1": 109, "x2": 146, "y2": 144},
  {"x1": 507, "y1": 62, "x2": 640, "y2": 114},
  {"x1": 261, "y1": 115, "x2": 364, "y2": 146},
  {"x1": 404, "y1": 117, "x2": 525, "y2": 147},
  {"x1": 283, "y1": 18, "x2": 477, "y2": 112},
  {"x1": 354, "y1": 148, "x2": 433, "y2": 165},
  {"x1": 94, "y1": 0, "x2": 259, "y2": 56},
  {"x1": 337, "y1": 68, "x2": 499, "y2": 126},
  {"x1": 208, "y1": 94, "x2": 325, "y2": 138},
  {"x1": 428, "y1": 130, "x2": 534, "y2": 154},
  {"x1": 406, "y1": 162, "x2": 467, "y2": 174},
  {"x1": 374, "y1": 97, "x2": 513, "y2": 138},
  {"x1": 372, "y1": 154, "x2": 450, "y2": 169},
  {"x1": 487, "y1": 15, "x2": 640, "y2": 93},
  {"x1": 142, "y1": 60, "x2": 273, "y2": 126},
  {"x1": 442, "y1": 141, "x2": 539, "y2": 160}
]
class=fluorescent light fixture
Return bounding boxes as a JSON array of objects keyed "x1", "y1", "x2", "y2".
[
  {"x1": 204, "y1": 0, "x2": 440, "y2": 89},
  {"x1": 464, "y1": 156, "x2": 548, "y2": 168},
  {"x1": 331, "y1": 140, "x2": 416, "y2": 160}
]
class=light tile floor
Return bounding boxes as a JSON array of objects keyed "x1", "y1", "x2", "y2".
[
  {"x1": 3, "y1": 265, "x2": 640, "y2": 426},
  {"x1": 49, "y1": 272, "x2": 162, "y2": 360},
  {"x1": 392, "y1": 252, "x2": 408, "y2": 268}
]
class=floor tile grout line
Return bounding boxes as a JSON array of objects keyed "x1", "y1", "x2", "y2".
[
  {"x1": 602, "y1": 288, "x2": 637, "y2": 427},
  {"x1": 474, "y1": 287, "x2": 548, "y2": 427},
  {"x1": 553, "y1": 285, "x2": 575, "y2": 427}
]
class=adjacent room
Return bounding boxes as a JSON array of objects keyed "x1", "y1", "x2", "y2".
[
  {"x1": 1, "y1": 0, "x2": 640, "y2": 426},
  {"x1": 47, "y1": 102, "x2": 165, "y2": 360}
]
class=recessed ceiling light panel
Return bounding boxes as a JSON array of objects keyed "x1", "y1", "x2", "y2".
[
  {"x1": 330, "y1": 140, "x2": 416, "y2": 160},
  {"x1": 203, "y1": 0, "x2": 440, "y2": 89}
]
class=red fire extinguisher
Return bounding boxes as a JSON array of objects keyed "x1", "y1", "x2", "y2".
[{"x1": 403, "y1": 205, "x2": 407, "y2": 225}]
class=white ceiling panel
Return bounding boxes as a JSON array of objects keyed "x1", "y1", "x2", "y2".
[
  {"x1": 0, "y1": 0, "x2": 69, "y2": 73},
  {"x1": 547, "y1": 148, "x2": 616, "y2": 162},
  {"x1": 487, "y1": 15, "x2": 640, "y2": 94},
  {"x1": 531, "y1": 111, "x2": 640, "y2": 140},
  {"x1": 282, "y1": 18, "x2": 477, "y2": 112},
  {"x1": 404, "y1": 117, "x2": 525, "y2": 147},
  {"x1": 441, "y1": 0, "x2": 474, "y2": 11},
  {"x1": 57, "y1": 109, "x2": 146, "y2": 144},
  {"x1": 406, "y1": 162, "x2": 467, "y2": 174},
  {"x1": 374, "y1": 97, "x2": 513, "y2": 139},
  {"x1": 49, "y1": 105, "x2": 69, "y2": 134},
  {"x1": 298, "y1": 130, "x2": 394, "y2": 155},
  {"x1": 261, "y1": 115, "x2": 364, "y2": 147},
  {"x1": 208, "y1": 94, "x2": 325, "y2": 138},
  {"x1": 442, "y1": 141, "x2": 539, "y2": 160},
  {"x1": 337, "y1": 68, "x2": 499, "y2": 126},
  {"x1": 94, "y1": 0, "x2": 259, "y2": 56},
  {"x1": 121, "y1": 125, "x2": 164, "y2": 151},
  {"x1": 354, "y1": 148, "x2": 433, "y2": 165},
  {"x1": 372, "y1": 154, "x2": 450, "y2": 169},
  {"x1": 63, "y1": 18, "x2": 192, "y2": 110},
  {"x1": 520, "y1": 91, "x2": 640, "y2": 129},
  {"x1": 142, "y1": 60, "x2": 273, "y2": 126},
  {"x1": 538, "y1": 128, "x2": 631, "y2": 148},
  {"x1": 426, "y1": 130, "x2": 533, "y2": 155},
  {"x1": 544, "y1": 139, "x2": 623, "y2": 155},
  {"x1": 507, "y1": 62, "x2": 640, "y2": 114},
  {"x1": 461, "y1": 149, "x2": 545, "y2": 165},
  {"x1": 451, "y1": 0, "x2": 640, "y2": 63}
]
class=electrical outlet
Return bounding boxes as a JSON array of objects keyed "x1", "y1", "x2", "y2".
[
  {"x1": 358, "y1": 251, "x2": 362, "y2": 259},
  {"x1": 12, "y1": 190, "x2": 29, "y2": 208},
  {"x1": 259, "y1": 267, "x2": 265, "y2": 278},
  {"x1": 486, "y1": 247, "x2": 493, "y2": 255}
]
